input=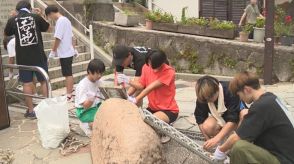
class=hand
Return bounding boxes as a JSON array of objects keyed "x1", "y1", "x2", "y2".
[
  {"x1": 10, "y1": 10, "x2": 17, "y2": 17},
  {"x1": 86, "y1": 92, "x2": 96, "y2": 102},
  {"x1": 203, "y1": 137, "x2": 220, "y2": 150},
  {"x1": 49, "y1": 51, "x2": 58, "y2": 59},
  {"x1": 127, "y1": 96, "x2": 137, "y2": 104},
  {"x1": 213, "y1": 146, "x2": 227, "y2": 161},
  {"x1": 74, "y1": 49, "x2": 79, "y2": 58},
  {"x1": 238, "y1": 23, "x2": 242, "y2": 28},
  {"x1": 32, "y1": 8, "x2": 41, "y2": 15},
  {"x1": 117, "y1": 73, "x2": 130, "y2": 85}
]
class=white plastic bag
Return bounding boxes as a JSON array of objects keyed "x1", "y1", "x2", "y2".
[{"x1": 34, "y1": 96, "x2": 70, "y2": 149}]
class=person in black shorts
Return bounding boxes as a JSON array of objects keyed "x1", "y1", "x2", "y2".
[
  {"x1": 4, "y1": 1, "x2": 50, "y2": 119},
  {"x1": 45, "y1": 6, "x2": 77, "y2": 101},
  {"x1": 213, "y1": 71, "x2": 294, "y2": 164},
  {"x1": 112, "y1": 45, "x2": 149, "y2": 106}
]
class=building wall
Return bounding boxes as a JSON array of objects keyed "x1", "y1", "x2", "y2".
[{"x1": 149, "y1": 0, "x2": 199, "y2": 21}]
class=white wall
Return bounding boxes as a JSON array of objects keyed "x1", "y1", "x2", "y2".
[{"x1": 148, "y1": 0, "x2": 199, "y2": 21}]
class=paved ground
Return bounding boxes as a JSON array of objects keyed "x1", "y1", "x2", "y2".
[{"x1": 1, "y1": 74, "x2": 294, "y2": 164}]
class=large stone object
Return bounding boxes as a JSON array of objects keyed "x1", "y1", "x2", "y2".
[{"x1": 91, "y1": 98, "x2": 166, "y2": 164}]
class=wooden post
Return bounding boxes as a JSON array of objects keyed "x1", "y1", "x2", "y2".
[
  {"x1": 263, "y1": 0, "x2": 275, "y2": 85},
  {"x1": 0, "y1": 41, "x2": 10, "y2": 130}
]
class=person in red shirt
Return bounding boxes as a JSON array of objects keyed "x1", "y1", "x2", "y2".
[{"x1": 119, "y1": 50, "x2": 179, "y2": 141}]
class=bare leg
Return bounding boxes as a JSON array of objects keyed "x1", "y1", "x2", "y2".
[
  {"x1": 8, "y1": 57, "x2": 14, "y2": 75},
  {"x1": 65, "y1": 76, "x2": 74, "y2": 95},
  {"x1": 202, "y1": 116, "x2": 222, "y2": 138},
  {"x1": 32, "y1": 76, "x2": 38, "y2": 95},
  {"x1": 23, "y1": 82, "x2": 34, "y2": 113},
  {"x1": 153, "y1": 111, "x2": 170, "y2": 123},
  {"x1": 40, "y1": 81, "x2": 48, "y2": 97}
]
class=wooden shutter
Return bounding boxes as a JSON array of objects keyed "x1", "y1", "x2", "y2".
[
  {"x1": 215, "y1": 0, "x2": 228, "y2": 20},
  {"x1": 200, "y1": 0, "x2": 215, "y2": 18},
  {"x1": 231, "y1": 0, "x2": 248, "y2": 24},
  {"x1": 200, "y1": 0, "x2": 229, "y2": 20}
]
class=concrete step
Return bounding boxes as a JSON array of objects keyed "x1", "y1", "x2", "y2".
[
  {"x1": 48, "y1": 60, "x2": 89, "y2": 79},
  {"x1": 50, "y1": 71, "x2": 87, "y2": 91},
  {"x1": 2, "y1": 52, "x2": 91, "y2": 77},
  {"x1": 41, "y1": 32, "x2": 55, "y2": 41},
  {"x1": 1, "y1": 40, "x2": 53, "y2": 53},
  {"x1": 48, "y1": 52, "x2": 91, "y2": 68},
  {"x1": 1, "y1": 45, "x2": 87, "y2": 64},
  {"x1": 1, "y1": 37, "x2": 86, "y2": 55}
]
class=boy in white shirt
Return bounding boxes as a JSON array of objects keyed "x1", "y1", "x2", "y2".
[
  {"x1": 45, "y1": 5, "x2": 77, "y2": 101},
  {"x1": 74, "y1": 59, "x2": 105, "y2": 137}
]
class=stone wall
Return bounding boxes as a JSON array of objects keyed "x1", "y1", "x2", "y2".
[
  {"x1": 0, "y1": 0, "x2": 23, "y2": 38},
  {"x1": 61, "y1": 1, "x2": 114, "y2": 26},
  {"x1": 93, "y1": 22, "x2": 294, "y2": 82}
]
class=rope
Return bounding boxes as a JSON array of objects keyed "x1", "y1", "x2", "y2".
[
  {"x1": 0, "y1": 149, "x2": 14, "y2": 164},
  {"x1": 59, "y1": 135, "x2": 89, "y2": 156}
]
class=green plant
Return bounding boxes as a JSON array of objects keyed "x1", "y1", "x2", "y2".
[
  {"x1": 182, "y1": 17, "x2": 209, "y2": 26},
  {"x1": 103, "y1": 68, "x2": 114, "y2": 76},
  {"x1": 209, "y1": 19, "x2": 235, "y2": 30},
  {"x1": 280, "y1": 23, "x2": 294, "y2": 36},
  {"x1": 255, "y1": 18, "x2": 265, "y2": 28},
  {"x1": 275, "y1": 6, "x2": 286, "y2": 22},
  {"x1": 145, "y1": 10, "x2": 174, "y2": 23},
  {"x1": 242, "y1": 24, "x2": 254, "y2": 34},
  {"x1": 123, "y1": 9, "x2": 137, "y2": 16},
  {"x1": 181, "y1": 7, "x2": 188, "y2": 24},
  {"x1": 275, "y1": 21, "x2": 284, "y2": 37},
  {"x1": 223, "y1": 57, "x2": 237, "y2": 69},
  {"x1": 179, "y1": 47, "x2": 204, "y2": 73},
  {"x1": 145, "y1": 11, "x2": 156, "y2": 21},
  {"x1": 160, "y1": 12, "x2": 174, "y2": 23}
]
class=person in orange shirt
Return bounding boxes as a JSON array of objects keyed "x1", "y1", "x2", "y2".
[{"x1": 118, "y1": 50, "x2": 179, "y2": 143}]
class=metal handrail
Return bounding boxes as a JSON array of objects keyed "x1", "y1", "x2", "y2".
[
  {"x1": 33, "y1": 0, "x2": 95, "y2": 60},
  {"x1": 3, "y1": 64, "x2": 52, "y2": 98},
  {"x1": 53, "y1": 0, "x2": 88, "y2": 30}
]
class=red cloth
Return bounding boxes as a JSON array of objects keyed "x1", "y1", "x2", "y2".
[{"x1": 140, "y1": 64, "x2": 179, "y2": 113}]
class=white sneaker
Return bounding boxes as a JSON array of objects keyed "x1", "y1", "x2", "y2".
[
  {"x1": 79, "y1": 122, "x2": 92, "y2": 138},
  {"x1": 160, "y1": 134, "x2": 171, "y2": 144}
]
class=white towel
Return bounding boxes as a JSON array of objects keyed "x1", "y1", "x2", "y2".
[{"x1": 208, "y1": 83, "x2": 227, "y2": 127}]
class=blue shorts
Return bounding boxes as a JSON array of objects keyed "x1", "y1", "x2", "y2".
[{"x1": 19, "y1": 63, "x2": 48, "y2": 83}]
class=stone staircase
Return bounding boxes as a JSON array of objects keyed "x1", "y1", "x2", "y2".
[
  {"x1": 1, "y1": 0, "x2": 113, "y2": 97},
  {"x1": 1, "y1": 31, "x2": 91, "y2": 92}
]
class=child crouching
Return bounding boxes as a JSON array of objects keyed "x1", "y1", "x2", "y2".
[{"x1": 75, "y1": 59, "x2": 105, "y2": 137}]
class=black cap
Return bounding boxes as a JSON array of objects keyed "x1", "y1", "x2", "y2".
[{"x1": 112, "y1": 45, "x2": 131, "y2": 66}]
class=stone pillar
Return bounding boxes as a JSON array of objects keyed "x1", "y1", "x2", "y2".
[{"x1": 0, "y1": 41, "x2": 10, "y2": 130}]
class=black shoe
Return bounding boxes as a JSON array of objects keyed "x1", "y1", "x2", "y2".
[
  {"x1": 24, "y1": 110, "x2": 29, "y2": 117},
  {"x1": 25, "y1": 111, "x2": 36, "y2": 120}
]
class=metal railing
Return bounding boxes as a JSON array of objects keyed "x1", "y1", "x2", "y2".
[
  {"x1": 32, "y1": 0, "x2": 95, "y2": 60},
  {"x1": 3, "y1": 64, "x2": 52, "y2": 99}
]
